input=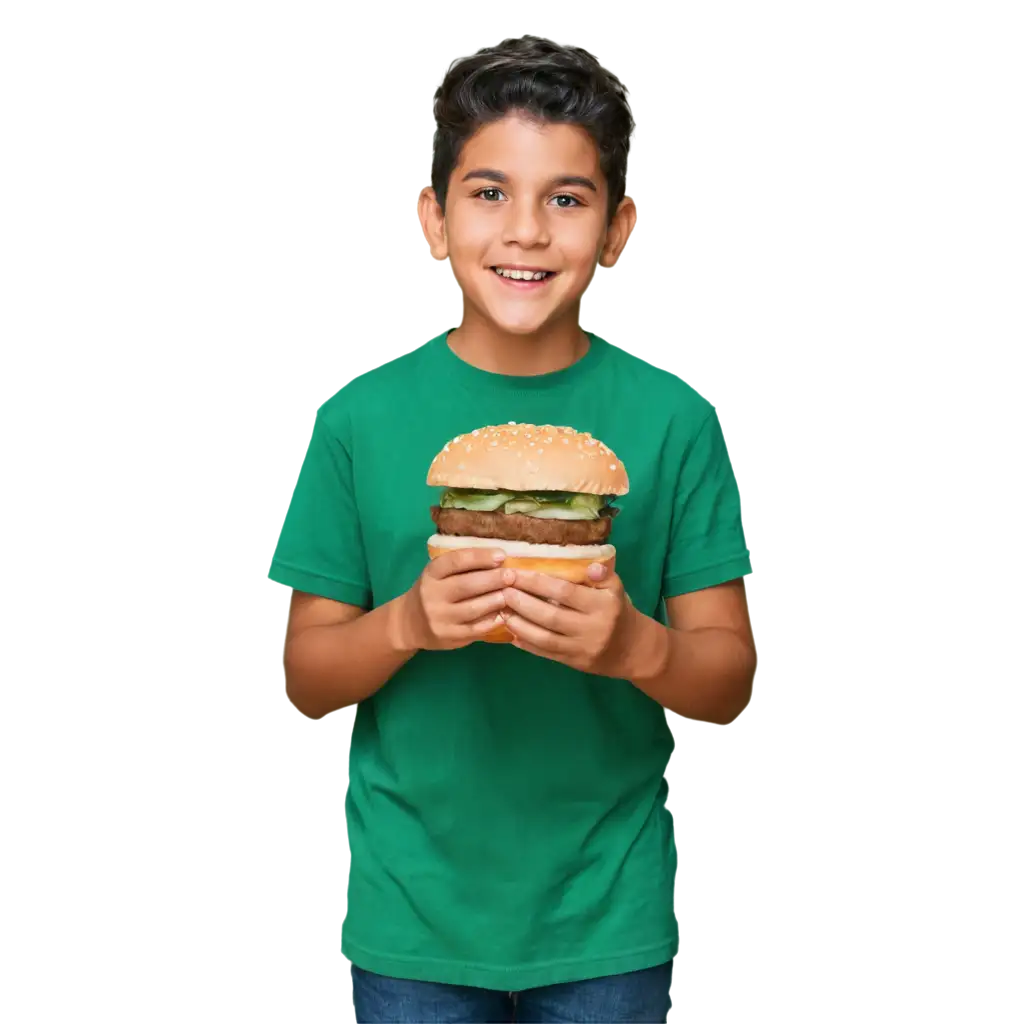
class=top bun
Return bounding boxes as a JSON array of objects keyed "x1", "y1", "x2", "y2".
[{"x1": 427, "y1": 423, "x2": 629, "y2": 495}]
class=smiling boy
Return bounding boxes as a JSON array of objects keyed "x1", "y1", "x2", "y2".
[{"x1": 269, "y1": 35, "x2": 756, "y2": 1024}]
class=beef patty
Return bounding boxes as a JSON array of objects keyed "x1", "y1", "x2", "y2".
[{"x1": 430, "y1": 506, "x2": 615, "y2": 546}]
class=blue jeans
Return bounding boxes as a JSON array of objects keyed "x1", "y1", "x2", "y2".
[{"x1": 351, "y1": 960, "x2": 673, "y2": 1023}]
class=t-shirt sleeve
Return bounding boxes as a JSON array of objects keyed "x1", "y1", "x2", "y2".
[
  {"x1": 268, "y1": 408, "x2": 372, "y2": 608},
  {"x1": 662, "y1": 407, "x2": 752, "y2": 598}
]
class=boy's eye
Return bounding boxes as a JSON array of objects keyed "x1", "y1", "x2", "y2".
[{"x1": 473, "y1": 188, "x2": 585, "y2": 207}]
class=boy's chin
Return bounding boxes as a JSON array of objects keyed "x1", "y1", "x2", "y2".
[
  {"x1": 492, "y1": 319, "x2": 551, "y2": 336},
  {"x1": 477, "y1": 303, "x2": 564, "y2": 335}
]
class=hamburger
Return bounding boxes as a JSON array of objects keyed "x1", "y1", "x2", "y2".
[{"x1": 426, "y1": 422, "x2": 628, "y2": 642}]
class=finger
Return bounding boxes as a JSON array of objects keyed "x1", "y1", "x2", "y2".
[
  {"x1": 510, "y1": 635, "x2": 560, "y2": 661},
  {"x1": 502, "y1": 611, "x2": 571, "y2": 654},
  {"x1": 428, "y1": 546, "x2": 506, "y2": 579},
  {"x1": 466, "y1": 612, "x2": 507, "y2": 637},
  {"x1": 503, "y1": 586, "x2": 583, "y2": 635},
  {"x1": 510, "y1": 570, "x2": 596, "y2": 612},
  {"x1": 446, "y1": 566, "x2": 515, "y2": 602},
  {"x1": 450, "y1": 588, "x2": 508, "y2": 625}
]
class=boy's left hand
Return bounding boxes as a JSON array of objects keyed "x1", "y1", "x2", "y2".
[{"x1": 500, "y1": 564, "x2": 640, "y2": 677}]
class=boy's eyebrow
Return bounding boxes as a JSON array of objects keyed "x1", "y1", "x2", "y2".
[
  {"x1": 460, "y1": 168, "x2": 598, "y2": 193},
  {"x1": 554, "y1": 175, "x2": 598, "y2": 192}
]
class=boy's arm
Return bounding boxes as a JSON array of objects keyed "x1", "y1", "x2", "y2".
[
  {"x1": 282, "y1": 591, "x2": 412, "y2": 719},
  {"x1": 625, "y1": 578, "x2": 756, "y2": 724},
  {"x1": 626, "y1": 403, "x2": 753, "y2": 723},
  {"x1": 271, "y1": 403, "x2": 407, "y2": 720},
  {"x1": 283, "y1": 548, "x2": 512, "y2": 719}
]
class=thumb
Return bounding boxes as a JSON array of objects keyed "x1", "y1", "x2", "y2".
[{"x1": 586, "y1": 561, "x2": 618, "y2": 588}]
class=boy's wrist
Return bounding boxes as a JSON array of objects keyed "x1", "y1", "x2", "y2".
[
  {"x1": 386, "y1": 591, "x2": 420, "y2": 656},
  {"x1": 618, "y1": 606, "x2": 670, "y2": 684}
]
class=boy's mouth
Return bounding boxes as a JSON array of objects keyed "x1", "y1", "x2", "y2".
[{"x1": 490, "y1": 265, "x2": 558, "y2": 288}]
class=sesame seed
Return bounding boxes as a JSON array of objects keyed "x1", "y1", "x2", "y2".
[
  {"x1": 610, "y1": 463, "x2": 617, "y2": 471},
  {"x1": 490, "y1": 441, "x2": 498, "y2": 447},
  {"x1": 508, "y1": 420, "x2": 516, "y2": 425},
  {"x1": 472, "y1": 429, "x2": 480, "y2": 436},
  {"x1": 453, "y1": 436, "x2": 462, "y2": 442}
]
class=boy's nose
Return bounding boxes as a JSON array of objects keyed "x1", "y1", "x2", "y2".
[{"x1": 502, "y1": 206, "x2": 550, "y2": 247}]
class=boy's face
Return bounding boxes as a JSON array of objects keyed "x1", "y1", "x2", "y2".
[{"x1": 420, "y1": 113, "x2": 635, "y2": 336}]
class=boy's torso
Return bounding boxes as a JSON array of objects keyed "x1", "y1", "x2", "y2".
[{"x1": 311, "y1": 330, "x2": 715, "y2": 987}]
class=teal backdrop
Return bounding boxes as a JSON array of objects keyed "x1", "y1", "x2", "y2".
[{"x1": 2, "y1": 4, "x2": 1024, "y2": 1019}]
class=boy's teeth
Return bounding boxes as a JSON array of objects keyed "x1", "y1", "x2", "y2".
[{"x1": 494, "y1": 267, "x2": 550, "y2": 280}]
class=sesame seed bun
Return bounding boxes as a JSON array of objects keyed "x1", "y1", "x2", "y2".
[
  {"x1": 426, "y1": 534, "x2": 616, "y2": 644},
  {"x1": 427, "y1": 423, "x2": 629, "y2": 496}
]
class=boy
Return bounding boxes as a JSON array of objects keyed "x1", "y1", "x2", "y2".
[{"x1": 269, "y1": 34, "x2": 756, "y2": 1024}]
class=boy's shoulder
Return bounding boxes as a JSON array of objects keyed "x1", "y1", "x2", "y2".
[
  {"x1": 601, "y1": 335, "x2": 716, "y2": 422},
  {"x1": 313, "y1": 338, "x2": 434, "y2": 431}
]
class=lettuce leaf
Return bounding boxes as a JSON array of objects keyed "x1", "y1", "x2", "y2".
[{"x1": 439, "y1": 488, "x2": 611, "y2": 520}]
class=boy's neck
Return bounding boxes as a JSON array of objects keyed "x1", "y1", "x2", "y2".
[{"x1": 446, "y1": 314, "x2": 590, "y2": 377}]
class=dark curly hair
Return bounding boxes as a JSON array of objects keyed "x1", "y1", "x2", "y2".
[{"x1": 431, "y1": 35, "x2": 635, "y2": 226}]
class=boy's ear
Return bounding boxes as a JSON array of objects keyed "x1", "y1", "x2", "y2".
[
  {"x1": 598, "y1": 196, "x2": 638, "y2": 268},
  {"x1": 418, "y1": 187, "x2": 449, "y2": 261}
]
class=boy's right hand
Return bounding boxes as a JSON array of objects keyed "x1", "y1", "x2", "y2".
[{"x1": 391, "y1": 548, "x2": 513, "y2": 653}]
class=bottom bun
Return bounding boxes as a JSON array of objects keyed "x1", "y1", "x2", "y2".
[{"x1": 426, "y1": 534, "x2": 616, "y2": 644}]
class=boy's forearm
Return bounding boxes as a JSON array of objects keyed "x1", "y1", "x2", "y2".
[
  {"x1": 284, "y1": 595, "x2": 416, "y2": 719},
  {"x1": 622, "y1": 610, "x2": 756, "y2": 725}
]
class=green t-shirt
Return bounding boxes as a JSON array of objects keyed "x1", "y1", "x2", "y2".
[{"x1": 269, "y1": 329, "x2": 752, "y2": 990}]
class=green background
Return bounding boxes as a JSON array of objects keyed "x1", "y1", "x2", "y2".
[{"x1": 2, "y1": 6, "x2": 1024, "y2": 1015}]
